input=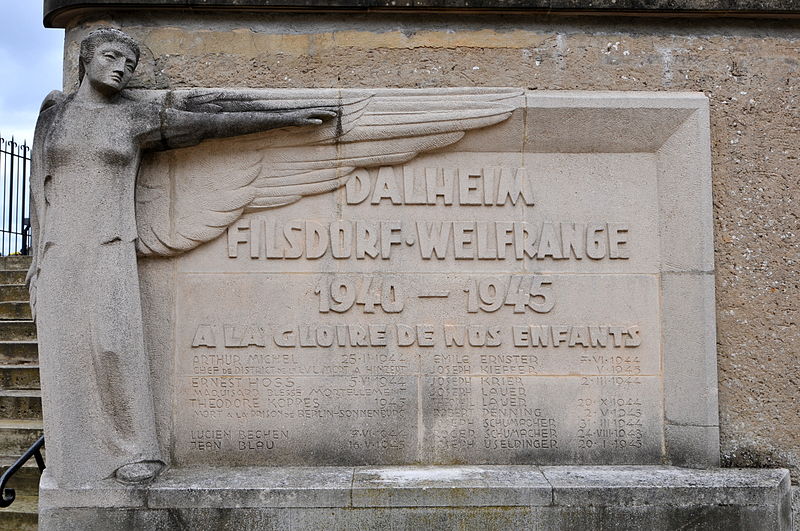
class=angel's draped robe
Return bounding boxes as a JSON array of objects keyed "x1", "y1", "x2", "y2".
[{"x1": 29, "y1": 93, "x2": 162, "y2": 485}]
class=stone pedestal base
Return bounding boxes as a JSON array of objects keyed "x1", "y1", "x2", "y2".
[{"x1": 39, "y1": 465, "x2": 791, "y2": 530}]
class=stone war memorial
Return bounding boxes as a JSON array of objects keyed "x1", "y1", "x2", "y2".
[{"x1": 16, "y1": 0, "x2": 798, "y2": 529}]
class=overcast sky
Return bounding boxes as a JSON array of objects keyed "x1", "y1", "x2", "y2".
[{"x1": 0, "y1": 3, "x2": 64, "y2": 144}]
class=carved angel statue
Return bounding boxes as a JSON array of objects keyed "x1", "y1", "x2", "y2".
[{"x1": 29, "y1": 27, "x2": 519, "y2": 487}]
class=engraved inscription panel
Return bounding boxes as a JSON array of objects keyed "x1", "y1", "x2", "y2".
[{"x1": 172, "y1": 147, "x2": 668, "y2": 466}]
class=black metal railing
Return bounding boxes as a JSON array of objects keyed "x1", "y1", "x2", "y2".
[
  {"x1": 0, "y1": 435, "x2": 45, "y2": 508},
  {"x1": 0, "y1": 135, "x2": 31, "y2": 256}
]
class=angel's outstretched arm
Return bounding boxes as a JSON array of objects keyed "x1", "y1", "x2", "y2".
[
  {"x1": 157, "y1": 107, "x2": 338, "y2": 149},
  {"x1": 134, "y1": 90, "x2": 338, "y2": 150}
]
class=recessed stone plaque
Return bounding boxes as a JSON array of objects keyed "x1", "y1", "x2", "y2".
[{"x1": 135, "y1": 89, "x2": 718, "y2": 469}]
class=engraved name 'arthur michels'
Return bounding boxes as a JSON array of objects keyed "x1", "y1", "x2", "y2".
[{"x1": 227, "y1": 165, "x2": 629, "y2": 260}]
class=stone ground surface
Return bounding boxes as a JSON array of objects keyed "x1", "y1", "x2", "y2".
[
  {"x1": 0, "y1": 255, "x2": 41, "y2": 531},
  {"x1": 59, "y1": 8, "x2": 798, "y2": 484}
]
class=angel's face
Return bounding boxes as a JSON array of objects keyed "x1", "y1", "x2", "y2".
[{"x1": 85, "y1": 42, "x2": 137, "y2": 96}]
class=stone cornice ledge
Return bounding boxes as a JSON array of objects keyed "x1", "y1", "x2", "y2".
[
  {"x1": 43, "y1": 0, "x2": 800, "y2": 28},
  {"x1": 39, "y1": 465, "x2": 792, "y2": 530}
]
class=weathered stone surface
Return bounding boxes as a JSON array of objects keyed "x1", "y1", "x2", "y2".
[
  {"x1": 149, "y1": 466, "x2": 354, "y2": 508},
  {"x1": 64, "y1": 9, "x2": 797, "y2": 485},
  {"x1": 542, "y1": 465, "x2": 790, "y2": 507},
  {"x1": 36, "y1": 506, "x2": 790, "y2": 531},
  {"x1": 38, "y1": 466, "x2": 793, "y2": 530},
  {"x1": 38, "y1": 472, "x2": 148, "y2": 509},
  {"x1": 351, "y1": 465, "x2": 552, "y2": 506},
  {"x1": 33, "y1": 32, "x2": 720, "y2": 477},
  {"x1": 35, "y1": 23, "x2": 720, "y2": 478}
]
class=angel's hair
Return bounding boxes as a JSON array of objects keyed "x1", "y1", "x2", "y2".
[{"x1": 78, "y1": 28, "x2": 140, "y2": 83}]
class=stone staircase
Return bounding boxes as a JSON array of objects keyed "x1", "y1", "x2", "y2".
[{"x1": 0, "y1": 255, "x2": 41, "y2": 531}]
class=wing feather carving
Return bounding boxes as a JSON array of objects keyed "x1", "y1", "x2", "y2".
[{"x1": 135, "y1": 88, "x2": 522, "y2": 256}]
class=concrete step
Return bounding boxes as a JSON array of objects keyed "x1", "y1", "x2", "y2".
[
  {"x1": 0, "y1": 494, "x2": 38, "y2": 531},
  {"x1": 0, "y1": 285, "x2": 28, "y2": 303},
  {"x1": 0, "y1": 366, "x2": 39, "y2": 391},
  {"x1": 0, "y1": 302, "x2": 31, "y2": 321},
  {"x1": 0, "y1": 271, "x2": 26, "y2": 285},
  {"x1": 0, "y1": 255, "x2": 32, "y2": 271},
  {"x1": 0, "y1": 322, "x2": 35, "y2": 342},
  {"x1": 0, "y1": 420, "x2": 43, "y2": 456},
  {"x1": 0, "y1": 390, "x2": 41, "y2": 420},
  {"x1": 0, "y1": 342, "x2": 37, "y2": 365}
]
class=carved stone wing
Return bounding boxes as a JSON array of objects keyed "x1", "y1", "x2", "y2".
[{"x1": 135, "y1": 88, "x2": 521, "y2": 256}]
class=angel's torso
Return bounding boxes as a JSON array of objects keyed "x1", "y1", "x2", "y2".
[{"x1": 38, "y1": 97, "x2": 159, "y2": 247}]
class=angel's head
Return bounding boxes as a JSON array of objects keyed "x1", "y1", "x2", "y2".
[{"x1": 78, "y1": 28, "x2": 140, "y2": 95}]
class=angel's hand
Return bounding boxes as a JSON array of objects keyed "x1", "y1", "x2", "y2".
[{"x1": 293, "y1": 108, "x2": 338, "y2": 126}]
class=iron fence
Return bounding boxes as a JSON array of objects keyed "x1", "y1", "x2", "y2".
[{"x1": 0, "y1": 135, "x2": 31, "y2": 256}]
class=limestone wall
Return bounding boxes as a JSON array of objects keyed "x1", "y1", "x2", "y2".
[{"x1": 55, "y1": 8, "x2": 799, "y2": 485}]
